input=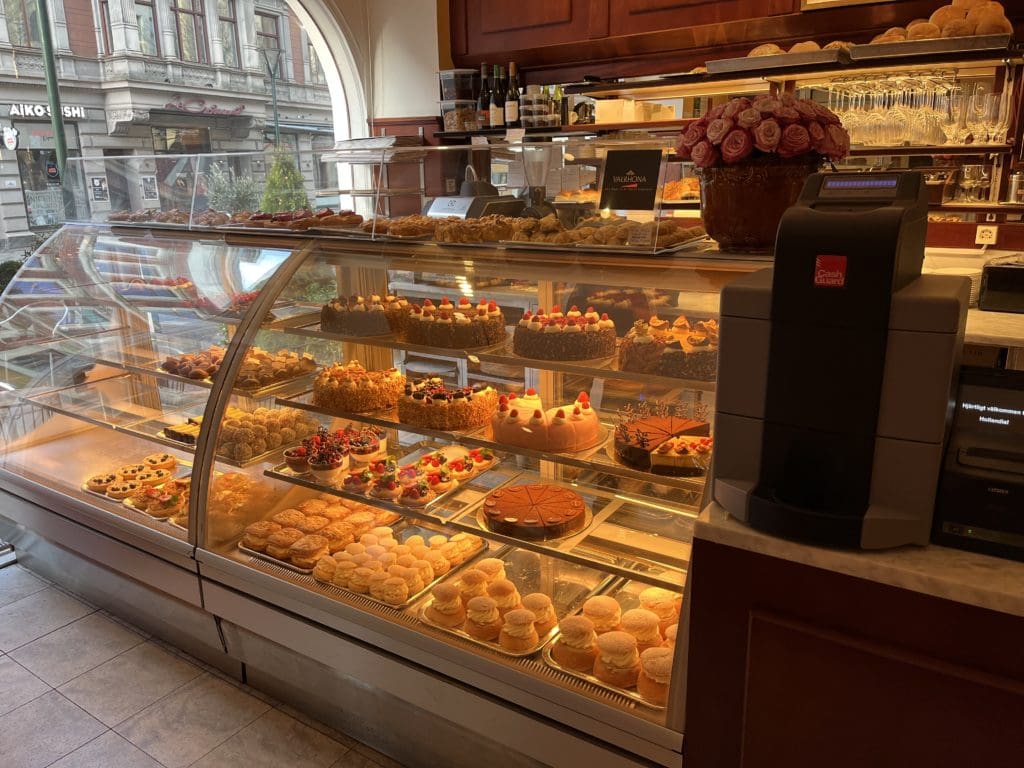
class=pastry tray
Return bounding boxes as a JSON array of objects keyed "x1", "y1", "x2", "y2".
[
  {"x1": 80, "y1": 466, "x2": 192, "y2": 509},
  {"x1": 848, "y1": 34, "x2": 1013, "y2": 62},
  {"x1": 539, "y1": 577, "x2": 667, "y2": 710},
  {"x1": 707, "y1": 48, "x2": 849, "y2": 74},
  {"x1": 418, "y1": 556, "x2": 615, "y2": 658},
  {"x1": 122, "y1": 476, "x2": 192, "y2": 521}
]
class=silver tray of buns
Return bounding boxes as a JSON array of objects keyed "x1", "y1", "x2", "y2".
[
  {"x1": 539, "y1": 578, "x2": 671, "y2": 710},
  {"x1": 418, "y1": 549, "x2": 614, "y2": 658},
  {"x1": 707, "y1": 47, "x2": 849, "y2": 75},
  {"x1": 238, "y1": 542, "x2": 316, "y2": 574}
]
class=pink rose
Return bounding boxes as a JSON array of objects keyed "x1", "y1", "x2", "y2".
[
  {"x1": 736, "y1": 107, "x2": 762, "y2": 130},
  {"x1": 722, "y1": 97, "x2": 752, "y2": 119},
  {"x1": 825, "y1": 123, "x2": 850, "y2": 159},
  {"x1": 756, "y1": 98, "x2": 782, "y2": 116},
  {"x1": 691, "y1": 140, "x2": 720, "y2": 169},
  {"x1": 707, "y1": 103, "x2": 727, "y2": 120},
  {"x1": 774, "y1": 106, "x2": 801, "y2": 124},
  {"x1": 780, "y1": 93, "x2": 797, "y2": 107},
  {"x1": 812, "y1": 101, "x2": 842, "y2": 125},
  {"x1": 706, "y1": 117, "x2": 734, "y2": 145},
  {"x1": 721, "y1": 129, "x2": 754, "y2": 164},
  {"x1": 794, "y1": 100, "x2": 817, "y2": 122},
  {"x1": 752, "y1": 118, "x2": 782, "y2": 153},
  {"x1": 678, "y1": 122, "x2": 707, "y2": 149},
  {"x1": 778, "y1": 124, "x2": 812, "y2": 158},
  {"x1": 675, "y1": 140, "x2": 692, "y2": 160},
  {"x1": 807, "y1": 121, "x2": 826, "y2": 151}
]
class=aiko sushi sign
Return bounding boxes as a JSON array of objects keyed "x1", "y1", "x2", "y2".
[{"x1": 8, "y1": 103, "x2": 87, "y2": 119}]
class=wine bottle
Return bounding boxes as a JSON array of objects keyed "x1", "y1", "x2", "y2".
[
  {"x1": 505, "y1": 61, "x2": 520, "y2": 128},
  {"x1": 489, "y1": 64, "x2": 505, "y2": 128},
  {"x1": 476, "y1": 63, "x2": 490, "y2": 131}
]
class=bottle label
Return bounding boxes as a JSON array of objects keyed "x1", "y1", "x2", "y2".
[
  {"x1": 490, "y1": 105, "x2": 505, "y2": 127},
  {"x1": 505, "y1": 101, "x2": 519, "y2": 123}
]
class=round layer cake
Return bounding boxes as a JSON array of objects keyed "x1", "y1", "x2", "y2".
[
  {"x1": 618, "y1": 316, "x2": 718, "y2": 380},
  {"x1": 512, "y1": 307, "x2": 616, "y2": 361},
  {"x1": 321, "y1": 295, "x2": 391, "y2": 336},
  {"x1": 491, "y1": 390, "x2": 601, "y2": 453},
  {"x1": 482, "y1": 484, "x2": 587, "y2": 540},
  {"x1": 311, "y1": 361, "x2": 405, "y2": 413},
  {"x1": 397, "y1": 297, "x2": 506, "y2": 349},
  {"x1": 614, "y1": 415, "x2": 711, "y2": 475},
  {"x1": 397, "y1": 378, "x2": 498, "y2": 431}
]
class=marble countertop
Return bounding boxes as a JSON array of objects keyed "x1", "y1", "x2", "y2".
[
  {"x1": 965, "y1": 309, "x2": 1024, "y2": 348},
  {"x1": 696, "y1": 503, "x2": 1024, "y2": 619}
]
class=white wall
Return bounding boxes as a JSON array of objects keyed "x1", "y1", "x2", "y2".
[{"x1": 367, "y1": 0, "x2": 440, "y2": 120}]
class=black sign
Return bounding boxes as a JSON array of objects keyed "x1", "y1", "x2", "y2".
[
  {"x1": 598, "y1": 149, "x2": 663, "y2": 211},
  {"x1": 45, "y1": 158, "x2": 59, "y2": 183},
  {"x1": 90, "y1": 176, "x2": 108, "y2": 201}
]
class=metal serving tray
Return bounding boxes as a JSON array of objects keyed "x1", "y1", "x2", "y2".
[{"x1": 849, "y1": 34, "x2": 1013, "y2": 61}]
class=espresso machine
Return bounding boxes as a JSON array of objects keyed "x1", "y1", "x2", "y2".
[{"x1": 713, "y1": 172, "x2": 969, "y2": 548}]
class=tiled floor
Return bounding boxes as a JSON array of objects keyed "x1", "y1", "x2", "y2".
[{"x1": 0, "y1": 564, "x2": 407, "y2": 768}]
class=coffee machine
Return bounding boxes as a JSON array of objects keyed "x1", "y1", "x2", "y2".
[{"x1": 713, "y1": 172, "x2": 969, "y2": 548}]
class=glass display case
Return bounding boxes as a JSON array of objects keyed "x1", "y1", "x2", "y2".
[{"x1": 0, "y1": 218, "x2": 765, "y2": 749}]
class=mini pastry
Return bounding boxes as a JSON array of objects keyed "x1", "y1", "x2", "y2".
[
  {"x1": 320, "y1": 521, "x2": 356, "y2": 552},
  {"x1": 425, "y1": 583, "x2": 467, "y2": 627},
  {"x1": 345, "y1": 510, "x2": 376, "y2": 534},
  {"x1": 266, "y1": 527, "x2": 304, "y2": 560},
  {"x1": 320, "y1": 505, "x2": 347, "y2": 521},
  {"x1": 620, "y1": 608, "x2": 664, "y2": 653},
  {"x1": 487, "y1": 579, "x2": 522, "y2": 616},
  {"x1": 465, "y1": 596, "x2": 504, "y2": 641},
  {"x1": 368, "y1": 571, "x2": 389, "y2": 599},
  {"x1": 426, "y1": 469, "x2": 454, "y2": 493},
  {"x1": 413, "y1": 559, "x2": 434, "y2": 585},
  {"x1": 345, "y1": 542, "x2": 366, "y2": 556},
  {"x1": 663, "y1": 623, "x2": 678, "y2": 647},
  {"x1": 450, "y1": 532, "x2": 478, "y2": 554},
  {"x1": 639, "y1": 587, "x2": 681, "y2": 634},
  {"x1": 342, "y1": 468, "x2": 374, "y2": 494},
  {"x1": 299, "y1": 499, "x2": 329, "y2": 515},
  {"x1": 410, "y1": 545, "x2": 431, "y2": 560},
  {"x1": 396, "y1": 554, "x2": 417, "y2": 569},
  {"x1": 594, "y1": 631, "x2": 641, "y2": 688},
  {"x1": 381, "y1": 576, "x2": 409, "y2": 605},
  {"x1": 522, "y1": 593, "x2": 557, "y2": 635},
  {"x1": 551, "y1": 615, "x2": 599, "y2": 671},
  {"x1": 370, "y1": 474, "x2": 401, "y2": 500},
  {"x1": 86, "y1": 473, "x2": 117, "y2": 493},
  {"x1": 459, "y1": 569, "x2": 488, "y2": 604},
  {"x1": 360, "y1": 533, "x2": 380, "y2": 547},
  {"x1": 333, "y1": 560, "x2": 358, "y2": 588},
  {"x1": 289, "y1": 534, "x2": 330, "y2": 569},
  {"x1": 379, "y1": 536, "x2": 399, "y2": 550},
  {"x1": 371, "y1": 525, "x2": 394, "y2": 538},
  {"x1": 313, "y1": 555, "x2": 337, "y2": 583},
  {"x1": 106, "y1": 480, "x2": 141, "y2": 500},
  {"x1": 428, "y1": 534, "x2": 448, "y2": 550},
  {"x1": 400, "y1": 481, "x2": 433, "y2": 507},
  {"x1": 296, "y1": 515, "x2": 329, "y2": 534},
  {"x1": 475, "y1": 558, "x2": 506, "y2": 583},
  {"x1": 143, "y1": 453, "x2": 177, "y2": 471},
  {"x1": 117, "y1": 463, "x2": 146, "y2": 481},
  {"x1": 242, "y1": 520, "x2": 282, "y2": 552},
  {"x1": 500, "y1": 608, "x2": 540, "y2": 651},
  {"x1": 377, "y1": 552, "x2": 398, "y2": 570},
  {"x1": 583, "y1": 595, "x2": 621, "y2": 634},
  {"x1": 424, "y1": 550, "x2": 450, "y2": 576},
  {"x1": 392, "y1": 544, "x2": 412, "y2": 558},
  {"x1": 272, "y1": 508, "x2": 307, "y2": 528},
  {"x1": 365, "y1": 544, "x2": 387, "y2": 559},
  {"x1": 440, "y1": 542, "x2": 465, "y2": 566},
  {"x1": 351, "y1": 553, "x2": 373, "y2": 567},
  {"x1": 405, "y1": 534, "x2": 425, "y2": 548},
  {"x1": 637, "y1": 647, "x2": 673, "y2": 706},
  {"x1": 348, "y1": 566, "x2": 375, "y2": 593},
  {"x1": 401, "y1": 566, "x2": 425, "y2": 594}
]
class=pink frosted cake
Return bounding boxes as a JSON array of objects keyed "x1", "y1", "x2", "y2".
[{"x1": 491, "y1": 390, "x2": 601, "y2": 453}]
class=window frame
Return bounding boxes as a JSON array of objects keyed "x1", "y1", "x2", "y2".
[
  {"x1": 135, "y1": 0, "x2": 161, "y2": 57},
  {"x1": 255, "y1": 11, "x2": 282, "y2": 74},
  {"x1": 98, "y1": 0, "x2": 112, "y2": 54},
  {"x1": 307, "y1": 39, "x2": 326, "y2": 85},
  {"x1": 4, "y1": 0, "x2": 39, "y2": 47},
  {"x1": 216, "y1": 0, "x2": 239, "y2": 68},
  {"x1": 171, "y1": 0, "x2": 209, "y2": 64}
]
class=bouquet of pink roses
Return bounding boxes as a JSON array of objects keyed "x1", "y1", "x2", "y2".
[{"x1": 676, "y1": 94, "x2": 850, "y2": 168}]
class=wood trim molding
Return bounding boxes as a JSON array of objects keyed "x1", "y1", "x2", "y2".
[{"x1": 368, "y1": 116, "x2": 442, "y2": 128}]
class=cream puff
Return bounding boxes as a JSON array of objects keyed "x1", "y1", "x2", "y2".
[
  {"x1": 551, "y1": 615, "x2": 599, "y2": 671},
  {"x1": 475, "y1": 558, "x2": 506, "y2": 583},
  {"x1": 428, "y1": 534, "x2": 448, "y2": 550},
  {"x1": 312, "y1": 555, "x2": 337, "y2": 583},
  {"x1": 639, "y1": 587, "x2": 682, "y2": 634},
  {"x1": 440, "y1": 542, "x2": 465, "y2": 566},
  {"x1": 522, "y1": 593, "x2": 557, "y2": 636},
  {"x1": 465, "y1": 596, "x2": 504, "y2": 641},
  {"x1": 396, "y1": 554, "x2": 417, "y2": 569},
  {"x1": 332, "y1": 560, "x2": 358, "y2": 588},
  {"x1": 663, "y1": 623, "x2": 678, "y2": 648},
  {"x1": 413, "y1": 559, "x2": 434, "y2": 585},
  {"x1": 401, "y1": 566, "x2": 424, "y2": 594},
  {"x1": 371, "y1": 526, "x2": 394, "y2": 538},
  {"x1": 620, "y1": 608, "x2": 664, "y2": 653},
  {"x1": 582, "y1": 595, "x2": 621, "y2": 634},
  {"x1": 368, "y1": 571, "x2": 389, "y2": 600},
  {"x1": 594, "y1": 631, "x2": 641, "y2": 689},
  {"x1": 500, "y1": 608, "x2": 540, "y2": 652},
  {"x1": 637, "y1": 647, "x2": 673, "y2": 706},
  {"x1": 459, "y1": 569, "x2": 488, "y2": 605},
  {"x1": 486, "y1": 579, "x2": 522, "y2": 616},
  {"x1": 348, "y1": 566, "x2": 375, "y2": 594},
  {"x1": 381, "y1": 576, "x2": 409, "y2": 605},
  {"x1": 404, "y1": 534, "x2": 426, "y2": 548},
  {"x1": 423, "y1": 550, "x2": 450, "y2": 577},
  {"x1": 359, "y1": 533, "x2": 380, "y2": 547},
  {"x1": 425, "y1": 583, "x2": 466, "y2": 628}
]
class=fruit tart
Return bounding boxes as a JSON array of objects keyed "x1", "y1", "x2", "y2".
[
  {"x1": 426, "y1": 468, "x2": 455, "y2": 493},
  {"x1": 400, "y1": 480, "x2": 434, "y2": 507},
  {"x1": 447, "y1": 457, "x2": 475, "y2": 482},
  {"x1": 467, "y1": 447, "x2": 497, "y2": 472},
  {"x1": 342, "y1": 468, "x2": 375, "y2": 494},
  {"x1": 369, "y1": 471, "x2": 402, "y2": 501}
]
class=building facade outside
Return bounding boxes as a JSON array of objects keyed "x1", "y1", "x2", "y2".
[{"x1": 0, "y1": 0, "x2": 335, "y2": 249}]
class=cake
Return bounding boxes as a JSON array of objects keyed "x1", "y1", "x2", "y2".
[
  {"x1": 397, "y1": 378, "x2": 498, "y2": 431},
  {"x1": 234, "y1": 348, "x2": 318, "y2": 390},
  {"x1": 491, "y1": 390, "x2": 601, "y2": 453},
  {"x1": 312, "y1": 361, "x2": 405, "y2": 413},
  {"x1": 576, "y1": 289, "x2": 677, "y2": 332},
  {"x1": 614, "y1": 414, "x2": 711, "y2": 475},
  {"x1": 482, "y1": 484, "x2": 588, "y2": 540},
  {"x1": 512, "y1": 307, "x2": 616, "y2": 361},
  {"x1": 321, "y1": 295, "x2": 391, "y2": 336},
  {"x1": 394, "y1": 297, "x2": 506, "y2": 349},
  {"x1": 618, "y1": 316, "x2": 718, "y2": 380}
]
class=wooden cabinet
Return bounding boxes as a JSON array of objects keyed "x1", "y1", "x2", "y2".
[
  {"x1": 684, "y1": 539, "x2": 1024, "y2": 768},
  {"x1": 607, "y1": 0, "x2": 797, "y2": 36},
  {"x1": 450, "y1": 0, "x2": 608, "y2": 58}
]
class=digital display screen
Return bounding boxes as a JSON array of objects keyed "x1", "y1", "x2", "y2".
[
  {"x1": 822, "y1": 177, "x2": 898, "y2": 190},
  {"x1": 955, "y1": 382, "x2": 1024, "y2": 446}
]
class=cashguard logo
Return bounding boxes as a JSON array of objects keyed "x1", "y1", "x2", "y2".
[{"x1": 814, "y1": 254, "x2": 847, "y2": 288}]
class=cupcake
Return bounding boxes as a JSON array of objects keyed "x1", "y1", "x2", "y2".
[
  {"x1": 637, "y1": 647, "x2": 673, "y2": 706},
  {"x1": 522, "y1": 593, "x2": 557, "y2": 636},
  {"x1": 639, "y1": 587, "x2": 681, "y2": 634},
  {"x1": 499, "y1": 608, "x2": 540, "y2": 652},
  {"x1": 465, "y1": 596, "x2": 503, "y2": 641},
  {"x1": 593, "y1": 631, "x2": 641, "y2": 688},
  {"x1": 486, "y1": 579, "x2": 522, "y2": 617},
  {"x1": 620, "y1": 608, "x2": 663, "y2": 653},
  {"x1": 582, "y1": 595, "x2": 621, "y2": 634},
  {"x1": 425, "y1": 583, "x2": 466, "y2": 628},
  {"x1": 551, "y1": 615, "x2": 599, "y2": 671}
]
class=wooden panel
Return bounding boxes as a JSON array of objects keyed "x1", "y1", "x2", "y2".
[
  {"x1": 480, "y1": 0, "x2": 573, "y2": 33},
  {"x1": 683, "y1": 539, "x2": 1024, "y2": 768},
  {"x1": 457, "y1": 0, "x2": 597, "y2": 56},
  {"x1": 743, "y1": 612, "x2": 1024, "y2": 768},
  {"x1": 610, "y1": 0, "x2": 798, "y2": 37}
]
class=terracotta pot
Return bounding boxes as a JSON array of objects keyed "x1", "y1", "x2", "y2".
[{"x1": 697, "y1": 159, "x2": 819, "y2": 253}]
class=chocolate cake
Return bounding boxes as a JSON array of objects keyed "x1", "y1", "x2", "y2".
[
  {"x1": 397, "y1": 378, "x2": 498, "y2": 431},
  {"x1": 614, "y1": 415, "x2": 711, "y2": 475},
  {"x1": 482, "y1": 484, "x2": 587, "y2": 541},
  {"x1": 618, "y1": 316, "x2": 718, "y2": 381},
  {"x1": 512, "y1": 306, "x2": 616, "y2": 361},
  {"x1": 395, "y1": 297, "x2": 506, "y2": 349},
  {"x1": 321, "y1": 295, "x2": 391, "y2": 336}
]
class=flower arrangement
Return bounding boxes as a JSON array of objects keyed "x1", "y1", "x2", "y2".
[{"x1": 676, "y1": 94, "x2": 850, "y2": 168}]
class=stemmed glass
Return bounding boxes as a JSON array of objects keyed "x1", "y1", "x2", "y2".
[
  {"x1": 967, "y1": 86, "x2": 995, "y2": 144},
  {"x1": 941, "y1": 91, "x2": 968, "y2": 145}
]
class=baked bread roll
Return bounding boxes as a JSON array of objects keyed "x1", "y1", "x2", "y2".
[
  {"x1": 823, "y1": 40, "x2": 854, "y2": 51},
  {"x1": 907, "y1": 18, "x2": 931, "y2": 28},
  {"x1": 953, "y1": 0, "x2": 989, "y2": 8},
  {"x1": 748, "y1": 43, "x2": 783, "y2": 57},
  {"x1": 975, "y1": 12, "x2": 1013, "y2": 34},
  {"x1": 871, "y1": 31, "x2": 905, "y2": 44},
  {"x1": 789, "y1": 40, "x2": 821, "y2": 53},
  {"x1": 942, "y1": 18, "x2": 977, "y2": 36},
  {"x1": 967, "y1": 1, "x2": 1003, "y2": 24},
  {"x1": 908, "y1": 22, "x2": 941, "y2": 39},
  {"x1": 930, "y1": 5, "x2": 968, "y2": 29}
]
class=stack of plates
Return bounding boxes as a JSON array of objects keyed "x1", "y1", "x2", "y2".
[{"x1": 925, "y1": 267, "x2": 983, "y2": 307}]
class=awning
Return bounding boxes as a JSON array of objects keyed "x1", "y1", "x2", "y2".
[{"x1": 275, "y1": 121, "x2": 335, "y2": 135}]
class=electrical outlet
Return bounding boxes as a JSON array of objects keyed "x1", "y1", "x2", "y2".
[{"x1": 976, "y1": 225, "x2": 999, "y2": 245}]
